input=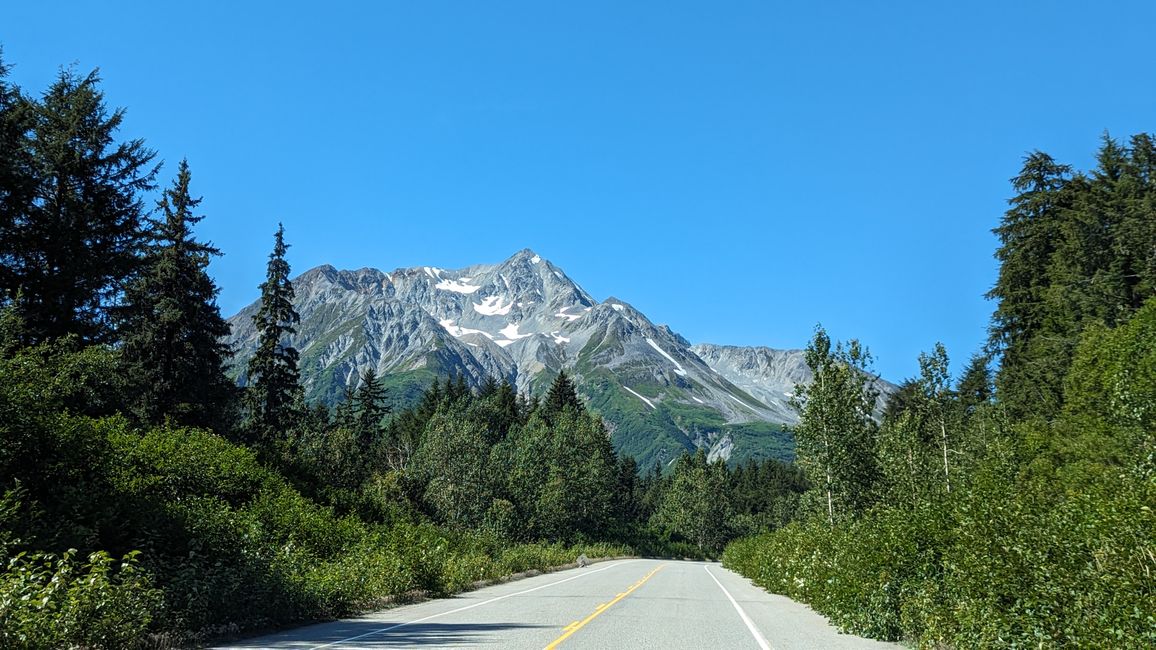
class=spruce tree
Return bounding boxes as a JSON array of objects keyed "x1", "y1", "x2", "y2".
[
  {"x1": 246, "y1": 223, "x2": 301, "y2": 440},
  {"x1": 119, "y1": 160, "x2": 234, "y2": 429},
  {"x1": 1122, "y1": 134, "x2": 1156, "y2": 304},
  {"x1": 354, "y1": 367, "x2": 389, "y2": 450},
  {"x1": 956, "y1": 353, "x2": 993, "y2": 420},
  {"x1": 987, "y1": 151, "x2": 1072, "y2": 418},
  {"x1": 0, "y1": 51, "x2": 36, "y2": 310},
  {"x1": 543, "y1": 370, "x2": 582, "y2": 416},
  {"x1": 4, "y1": 67, "x2": 158, "y2": 344}
]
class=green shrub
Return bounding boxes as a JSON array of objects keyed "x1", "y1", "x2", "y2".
[{"x1": 0, "y1": 549, "x2": 161, "y2": 649}]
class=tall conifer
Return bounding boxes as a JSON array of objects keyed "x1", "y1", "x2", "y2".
[
  {"x1": 0, "y1": 51, "x2": 36, "y2": 310},
  {"x1": 543, "y1": 370, "x2": 582, "y2": 416},
  {"x1": 247, "y1": 223, "x2": 301, "y2": 439},
  {"x1": 4, "y1": 67, "x2": 157, "y2": 344},
  {"x1": 354, "y1": 367, "x2": 389, "y2": 450},
  {"x1": 119, "y1": 160, "x2": 233, "y2": 429}
]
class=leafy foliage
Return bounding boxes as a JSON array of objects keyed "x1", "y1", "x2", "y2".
[
  {"x1": 725, "y1": 134, "x2": 1156, "y2": 648},
  {"x1": 791, "y1": 326, "x2": 880, "y2": 524},
  {"x1": 0, "y1": 549, "x2": 161, "y2": 650}
]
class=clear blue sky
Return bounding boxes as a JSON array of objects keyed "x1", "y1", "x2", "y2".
[{"x1": 4, "y1": 1, "x2": 1154, "y2": 381}]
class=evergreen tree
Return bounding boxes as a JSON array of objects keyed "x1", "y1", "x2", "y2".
[
  {"x1": 3, "y1": 67, "x2": 157, "y2": 344},
  {"x1": 956, "y1": 353, "x2": 993, "y2": 421},
  {"x1": 987, "y1": 151, "x2": 1072, "y2": 418},
  {"x1": 118, "y1": 160, "x2": 233, "y2": 429},
  {"x1": 246, "y1": 223, "x2": 301, "y2": 440},
  {"x1": 354, "y1": 367, "x2": 389, "y2": 450},
  {"x1": 0, "y1": 51, "x2": 36, "y2": 310},
  {"x1": 333, "y1": 383, "x2": 356, "y2": 430},
  {"x1": 1120, "y1": 134, "x2": 1156, "y2": 304},
  {"x1": 542, "y1": 370, "x2": 582, "y2": 416}
]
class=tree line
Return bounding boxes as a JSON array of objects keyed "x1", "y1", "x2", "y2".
[{"x1": 725, "y1": 135, "x2": 1156, "y2": 647}]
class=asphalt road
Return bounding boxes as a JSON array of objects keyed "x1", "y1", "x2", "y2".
[{"x1": 215, "y1": 559, "x2": 900, "y2": 649}]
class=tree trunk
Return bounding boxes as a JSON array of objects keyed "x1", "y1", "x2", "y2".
[{"x1": 940, "y1": 417, "x2": 951, "y2": 494}]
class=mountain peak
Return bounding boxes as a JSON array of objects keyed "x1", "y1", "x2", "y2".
[
  {"x1": 226, "y1": 251, "x2": 854, "y2": 468},
  {"x1": 508, "y1": 248, "x2": 545, "y2": 265}
]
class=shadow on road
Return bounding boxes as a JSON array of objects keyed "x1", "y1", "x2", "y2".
[{"x1": 231, "y1": 621, "x2": 550, "y2": 648}]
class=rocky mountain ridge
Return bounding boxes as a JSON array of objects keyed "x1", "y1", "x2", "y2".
[{"x1": 226, "y1": 249, "x2": 894, "y2": 468}]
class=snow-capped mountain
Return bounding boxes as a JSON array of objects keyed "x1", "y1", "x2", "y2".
[{"x1": 226, "y1": 249, "x2": 884, "y2": 468}]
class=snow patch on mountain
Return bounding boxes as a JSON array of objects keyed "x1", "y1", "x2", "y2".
[
  {"x1": 435, "y1": 278, "x2": 482, "y2": 294},
  {"x1": 474, "y1": 295, "x2": 513, "y2": 316},
  {"x1": 624, "y1": 386, "x2": 656, "y2": 410},
  {"x1": 499, "y1": 323, "x2": 533, "y2": 341},
  {"x1": 645, "y1": 338, "x2": 687, "y2": 376},
  {"x1": 439, "y1": 318, "x2": 494, "y2": 340},
  {"x1": 555, "y1": 306, "x2": 582, "y2": 322}
]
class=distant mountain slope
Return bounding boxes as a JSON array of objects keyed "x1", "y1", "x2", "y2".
[
  {"x1": 226, "y1": 249, "x2": 890, "y2": 468},
  {"x1": 692, "y1": 343, "x2": 898, "y2": 422}
]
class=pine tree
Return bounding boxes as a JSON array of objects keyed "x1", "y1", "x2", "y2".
[
  {"x1": 987, "y1": 151, "x2": 1072, "y2": 418},
  {"x1": 0, "y1": 51, "x2": 37, "y2": 310},
  {"x1": 354, "y1": 367, "x2": 389, "y2": 450},
  {"x1": 1121, "y1": 134, "x2": 1156, "y2": 304},
  {"x1": 3, "y1": 67, "x2": 158, "y2": 344},
  {"x1": 119, "y1": 160, "x2": 234, "y2": 429},
  {"x1": 246, "y1": 223, "x2": 301, "y2": 440},
  {"x1": 333, "y1": 383, "x2": 356, "y2": 430},
  {"x1": 956, "y1": 353, "x2": 993, "y2": 420},
  {"x1": 543, "y1": 370, "x2": 583, "y2": 416}
]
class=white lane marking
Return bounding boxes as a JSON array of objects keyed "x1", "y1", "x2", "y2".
[
  {"x1": 311, "y1": 560, "x2": 638, "y2": 649},
  {"x1": 704, "y1": 564, "x2": 772, "y2": 650}
]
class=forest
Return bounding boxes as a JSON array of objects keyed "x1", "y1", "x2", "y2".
[
  {"x1": 0, "y1": 52, "x2": 803, "y2": 647},
  {"x1": 725, "y1": 140, "x2": 1156, "y2": 646}
]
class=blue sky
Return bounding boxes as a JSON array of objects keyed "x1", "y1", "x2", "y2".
[{"x1": 4, "y1": 1, "x2": 1154, "y2": 381}]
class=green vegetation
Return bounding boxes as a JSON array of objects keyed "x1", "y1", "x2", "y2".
[
  {"x1": 578, "y1": 361, "x2": 793, "y2": 469},
  {"x1": 724, "y1": 135, "x2": 1156, "y2": 647},
  {"x1": 0, "y1": 50, "x2": 802, "y2": 647}
]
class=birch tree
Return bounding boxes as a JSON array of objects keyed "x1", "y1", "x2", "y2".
[{"x1": 791, "y1": 326, "x2": 880, "y2": 525}]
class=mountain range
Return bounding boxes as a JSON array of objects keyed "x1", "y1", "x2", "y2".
[{"x1": 225, "y1": 249, "x2": 894, "y2": 469}]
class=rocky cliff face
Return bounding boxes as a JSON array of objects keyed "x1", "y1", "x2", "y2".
[
  {"x1": 226, "y1": 249, "x2": 890, "y2": 468},
  {"x1": 691, "y1": 343, "x2": 897, "y2": 422}
]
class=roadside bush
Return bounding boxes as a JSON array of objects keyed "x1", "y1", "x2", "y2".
[{"x1": 0, "y1": 549, "x2": 161, "y2": 650}]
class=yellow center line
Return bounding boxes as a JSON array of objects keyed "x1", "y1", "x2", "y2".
[{"x1": 543, "y1": 564, "x2": 665, "y2": 650}]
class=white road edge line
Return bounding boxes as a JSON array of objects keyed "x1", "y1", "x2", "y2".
[
  {"x1": 704, "y1": 564, "x2": 772, "y2": 650},
  {"x1": 310, "y1": 559, "x2": 637, "y2": 649}
]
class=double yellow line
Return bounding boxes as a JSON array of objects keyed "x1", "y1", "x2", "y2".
[{"x1": 544, "y1": 564, "x2": 665, "y2": 649}]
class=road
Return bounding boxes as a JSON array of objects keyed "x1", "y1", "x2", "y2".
[{"x1": 215, "y1": 559, "x2": 900, "y2": 649}]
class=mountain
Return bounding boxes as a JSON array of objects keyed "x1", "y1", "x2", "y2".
[
  {"x1": 226, "y1": 249, "x2": 887, "y2": 468},
  {"x1": 691, "y1": 344, "x2": 896, "y2": 421}
]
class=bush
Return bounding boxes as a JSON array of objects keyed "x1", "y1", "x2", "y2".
[{"x1": 0, "y1": 549, "x2": 161, "y2": 650}]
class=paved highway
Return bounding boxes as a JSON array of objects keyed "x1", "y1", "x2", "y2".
[{"x1": 216, "y1": 559, "x2": 899, "y2": 649}]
